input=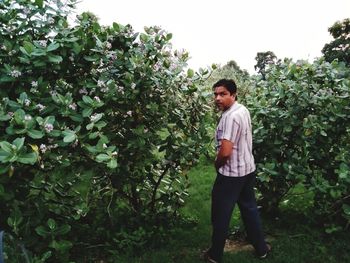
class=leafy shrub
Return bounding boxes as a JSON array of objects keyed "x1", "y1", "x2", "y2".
[
  {"x1": 0, "y1": 0, "x2": 211, "y2": 260},
  {"x1": 245, "y1": 58, "x2": 350, "y2": 231}
]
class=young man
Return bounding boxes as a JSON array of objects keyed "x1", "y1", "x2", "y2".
[{"x1": 204, "y1": 79, "x2": 270, "y2": 263}]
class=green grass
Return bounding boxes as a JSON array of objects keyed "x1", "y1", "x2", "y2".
[{"x1": 116, "y1": 159, "x2": 350, "y2": 263}]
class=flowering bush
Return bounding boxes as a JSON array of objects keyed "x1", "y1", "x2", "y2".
[
  {"x1": 245, "y1": 58, "x2": 350, "y2": 232},
  {"x1": 0, "y1": 0, "x2": 211, "y2": 260}
]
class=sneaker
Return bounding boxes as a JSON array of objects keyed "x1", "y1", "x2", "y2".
[{"x1": 258, "y1": 242, "x2": 272, "y2": 259}]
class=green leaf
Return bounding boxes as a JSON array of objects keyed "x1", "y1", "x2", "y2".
[
  {"x1": 166, "y1": 33, "x2": 173, "y2": 41},
  {"x1": 88, "y1": 132, "x2": 99, "y2": 139},
  {"x1": 343, "y1": 204, "x2": 350, "y2": 216},
  {"x1": 95, "y1": 121, "x2": 107, "y2": 129},
  {"x1": 187, "y1": 69, "x2": 194, "y2": 78},
  {"x1": 84, "y1": 55, "x2": 99, "y2": 62},
  {"x1": 47, "y1": 218, "x2": 56, "y2": 230},
  {"x1": 96, "y1": 154, "x2": 110, "y2": 162},
  {"x1": 82, "y1": 108, "x2": 93, "y2": 117},
  {"x1": 44, "y1": 116, "x2": 55, "y2": 125},
  {"x1": 14, "y1": 109, "x2": 25, "y2": 125},
  {"x1": 35, "y1": 226, "x2": 50, "y2": 238},
  {"x1": 31, "y1": 49, "x2": 46, "y2": 56},
  {"x1": 12, "y1": 137, "x2": 25, "y2": 150},
  {"x1": 107, "y1": 159, "x2": 118, "y2": 169},
  {"x1": 0, "y1": 113, "x2": 11, "y2": 121},
  {"x1": 49, "y1": 130, "x2": 61, "y2": 137},
  {"x1": 27, "y1": 129, "x2": 44, "y2": 139},
  {"x1": 0, "y1": 164, "x2": 10, "y2": 174},
  {"x1": 113, "y1": 22, "x2": 120, "y2": 32},
  {"x1": 50, "y1": 240, "x2": 73, "y2": 251},
  {"x1": 35, "y1": 0, "x2": 44, "y2": 8},
  {"x1": 63, "y1": 130, "x2": 77, "y2": 143},
  {"x1": 55, "y1": 224, "x2": 71, "y2": 235},
  {"x1": 48, "y1": 55, "x2": 63, "y2": 63},
  {"x1": 86, "y1": 123, "x2": 94, "y2": 130},
  {"x1": 19, "y1": 47, "x2": 30, "y2": 56},
  {"x1": 17, "y1": 152, "x2": 38, "y2": 164},
  {"x1": 82, "y1": 95, "x2": 94, "y2": 105},
  {"x1": 47, "y1": 42, "x2": 60, "y2": 52},
  {"x1": 0, "y1": 150, "x2": 11, "y2": 163},
  {"x1": 0, "y1": 141, "x2": 13, "y2": 154}
]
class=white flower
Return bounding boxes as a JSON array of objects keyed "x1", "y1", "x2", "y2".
[
  {"x1": 9, "y1": 70, "x2": 22, "y2": 78},
  {"x1": 79, "y1": 88, "x2": 88, "y2": 95},
  {"x1": 44, "y1": 123, "x2": 54, "y2": 133},
  {"x1": 24, "y1": 99, "x2": 31, "y2": 106},
  {"x1": 97, "y1": 80, "x2": 105, "y2": 87},
  {"x1": 94, "y1": 96, "x2": 101, "y2": 103},
  {"x1": 24, "y1": 115, "x2": 32, "y2": 121},
  {"x1": 90, "y1": 113, "x2": 100, "y2": 122},
  {"x1": 126, "y1": 111, "x2": 132, "y2": 116},
  {"x1": 72, "y1": 139, "x2": 79, "y2": 148},
  {"x1": 131, "y1": 83, "x2": 136, "y2": 89},
  {"x1": 31, "y1": 81, "x2": 38, "y2": 87},
  {"x1": 106, "y1": 42, "x2": 112, "y2": 49},
  {"x1": 101, "y1": 87, "x2": 109, "y2": 93},
  {"x1": 30, "y1": 88, "x2": 39, "y2": 94},
  {"x1": 23, "y1": 7, "x2": 31, "y2": 15},
  {"x1": 48, "y1": 17, "x2": 55, "y2": 24},
  {"x1": 49, "y1": 90, "x2": 57, "y2": 96},
  {"x1": 111, "y1": 151, "x2": 118, "y2": 156},
  {"x1": 38, "y1": 40, "x2": 47, "y2": 48},
  {"x1": 103, "y1": 143, "x2": 108, "y2": 149},
  {"x1": 118, "y1": 86, "x2": 124, "y2": 92},
  {"x1": 36, "y1": 104, "x2": 46, "y2": 111},
  {"x1": 68, "y1": 103, "x2": 77, "y2": 110},
  {"x1": 69, "y1": 55, "x2": 74, "y2": 62},
  {"x1": 40, "y1": 144, "x2": 47, "y2": 153}
]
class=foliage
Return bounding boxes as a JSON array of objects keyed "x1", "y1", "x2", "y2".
[
  {"x1": 254, "y1": 51, "x2": 277, "y2": 79},
  {"x1": 322, "y1": 18, "x2": 350, "y2": 67},
  {"x1": 0, "y1": 0, "x2": 211, "y2": 260},
  {"x1": 245, "y1": 58, "x2": 350, "y2": 231}
]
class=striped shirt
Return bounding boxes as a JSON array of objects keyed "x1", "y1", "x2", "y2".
[{"x1": 215, "y1": 102, "x2": 256, "y2": 177}]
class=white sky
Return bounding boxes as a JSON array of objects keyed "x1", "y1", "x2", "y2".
[{"x1": 75, "y1": 0, "x2": 350, "y2": 73}]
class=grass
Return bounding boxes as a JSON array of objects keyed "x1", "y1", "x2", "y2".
[{"x1": 116, "y1": 159, "x2": 350, "y2": 263}]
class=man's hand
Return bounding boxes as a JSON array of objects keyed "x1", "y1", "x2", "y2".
[{"x1": 215, "y1": 139, "x2": 233, "y2": 171}]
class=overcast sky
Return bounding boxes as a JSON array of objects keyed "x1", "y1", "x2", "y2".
[{"x1": 75, "y1": 0, "x2": 350, "y2": 73}]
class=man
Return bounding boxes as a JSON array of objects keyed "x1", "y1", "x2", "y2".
[{"x1": 204, "y1": 79, "x2": 270, "y2": 263}]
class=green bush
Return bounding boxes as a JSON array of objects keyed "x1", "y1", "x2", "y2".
[
  {"x1": 246, "y1": 58, "x2": 350, "y2": 231},
  {"x1": 0, "y1": 0, "x2": 211, "y2": 260}
]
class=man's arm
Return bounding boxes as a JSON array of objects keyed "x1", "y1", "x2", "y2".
[{"x1": 215, "y1": 139, "x2": 233, "y2": 171}]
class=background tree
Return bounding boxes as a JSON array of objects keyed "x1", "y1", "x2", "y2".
[
  {"x1": 322, "y1": 18, "x2": 350, "y2": 66},
  {"x1": 254, "y1": 51, "x2": 277, "y2": 78}
]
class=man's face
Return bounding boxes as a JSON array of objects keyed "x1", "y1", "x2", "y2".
[{"x1": 214, "y1": 86, "x2": 235, "y2": 111}]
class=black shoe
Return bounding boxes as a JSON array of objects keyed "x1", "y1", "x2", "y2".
[
  {"x1": 257, "y1": 242, "x2": 272, "y2": 259},
  {"x1": 201, "y1": 249, "x2": 219, "y2": 263}
]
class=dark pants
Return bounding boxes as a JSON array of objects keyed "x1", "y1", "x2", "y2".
[{"x1": 208, "y1": 171, "x2": 267, "y2": 262}]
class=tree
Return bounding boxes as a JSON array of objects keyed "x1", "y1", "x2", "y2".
[
  {"x1": 322, "y1": 18, "x2": 350, "y2": 66},
  {"x1": 254, "y1": 51, "x2": 277, "y2": 78}
]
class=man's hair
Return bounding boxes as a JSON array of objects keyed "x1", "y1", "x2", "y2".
[{"x1": 212, "y1": 79, "x2": 237, "y2": 95}]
